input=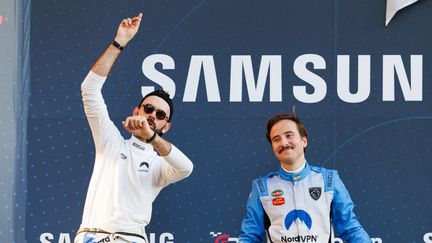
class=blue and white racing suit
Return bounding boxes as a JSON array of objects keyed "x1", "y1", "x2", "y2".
[{"x1": 239, "y1": 162, "x2": 371, "y2": 243}]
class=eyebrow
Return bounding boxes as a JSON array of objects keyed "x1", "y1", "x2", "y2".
[{"x1": 271, "y1": 131, "x2": 294, "y2": 140}]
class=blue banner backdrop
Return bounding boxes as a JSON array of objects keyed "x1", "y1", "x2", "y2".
[{"x1": 27, "y1": 0, "x2": 431, "y2": 242}]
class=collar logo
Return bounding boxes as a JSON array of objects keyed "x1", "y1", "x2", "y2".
[
  {"x1": 139, "y1": 161, "x2": 150, "y2": 172},
  {"x1": 271, "y1": 189, "x2": 284, "y2": 197},
  {"x1": 309, "y1": 187, "x2": 321, "y2": 200},
  {"x1": 133, "y1": 142, "x2": 145, "y2": 150}
]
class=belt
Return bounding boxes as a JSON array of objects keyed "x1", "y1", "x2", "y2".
[{"x1": 76, "y1": 228, "x2": 146, "y2": 241}]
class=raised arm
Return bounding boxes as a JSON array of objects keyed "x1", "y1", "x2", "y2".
[
  {"x1": 81, "y1": 13, "x2": 143, "y2": 150},
  {"x1": 91, "y1": 13, "x2": 142, "y2": 76}
]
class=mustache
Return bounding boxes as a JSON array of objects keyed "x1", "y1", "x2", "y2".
[{"x1": 278, "y1": 145, "x2": 293, "y2": 154}]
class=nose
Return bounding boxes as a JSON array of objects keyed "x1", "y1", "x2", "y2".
[{"x1": 281, "y1": 137, "x2": 289, "y2": 146}]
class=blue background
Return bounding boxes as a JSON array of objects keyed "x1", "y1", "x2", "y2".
[{"x1": 24, "y1": 0, "x2": 432, "y2": 242}]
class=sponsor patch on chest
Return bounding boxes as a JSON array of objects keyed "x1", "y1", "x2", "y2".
[
  {"x1": 309, "y1": 187, "x2": 322, "y2": 200},
  {"x1": 272, "y1": 197, "x2": 285, "y2": 206},
  {"x1": 271, "y1": 189, "x2": 284, "y2": 197},
  {"x1": 139, "y1": 161, "x2": 150, "y2": 172}
]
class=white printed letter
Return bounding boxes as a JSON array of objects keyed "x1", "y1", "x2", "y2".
[
  {"x1": 183, "y1": 55, "x2": 221, "y2": 102},
  {"x1": 142, "y1": 54, "x2": 176, "y2": 99},
  {"x1": 39, "y1": 233, "x2": 53, "y2": 243},
  {"x1": 160, "y1": 232, "x2": 174, "y2": 243},
  {"x1": 383, "y1": 55, "x2": 422, "y2": 101},
  {"x1": 337, "y1": 55, "x2": 371, "y2": 103},
  {"x1": 293, "y1": 54, "x2": 327, "y2": 103},
  {"x1": 58, "y1": 233, "x2": 71, "y2": 243},
  {"x1": 230, "y1": 55, "x2": 282, "y2": 102}
]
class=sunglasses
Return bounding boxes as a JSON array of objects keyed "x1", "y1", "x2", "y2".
[{"x1": 142, "y1": 103, "x2": 169, "y2": 121}]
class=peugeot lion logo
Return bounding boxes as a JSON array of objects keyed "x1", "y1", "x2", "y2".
[
  {"x1": 285, "y1": 209, "x2": 312, "y2": 230},
  {"x1": 309, "y1": 187, "x2": 321, "y2": 200},
  {"x1": 139, "y1": 162, "x2": 150, "y2": 172}
]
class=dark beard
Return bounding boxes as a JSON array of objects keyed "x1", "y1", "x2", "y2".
[
  {"x1": 155, "y1": 127, "x2": 164, "y2": 137},
  {"x1": 147, "y1": 118, "x2": 164, "y2": 136}
]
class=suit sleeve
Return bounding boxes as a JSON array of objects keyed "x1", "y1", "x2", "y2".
[
  {"x1": 156, "y1": 144, "x2": 194, "y2": 187},
  {"x1": 81, "y1": 71, "x2": 123, "y2": 152},
  {"x1": 331, "y1": 171, "x2": 371, "y2": 243},
  {"x1": 238, "y1": 180, "x2": 266, "y2": 243}
]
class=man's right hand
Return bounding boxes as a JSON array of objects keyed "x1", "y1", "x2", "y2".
[
  {"x1": 115, "y1": 13, "x2": 143, "y2": 47},
  {"x1": 122, "y1": 115, "x2": 154, "y2": 141}
]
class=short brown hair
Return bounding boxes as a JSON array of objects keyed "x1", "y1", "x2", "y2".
[{"x1": 266, "y1": 107, "x2": 308, "y2": 150}]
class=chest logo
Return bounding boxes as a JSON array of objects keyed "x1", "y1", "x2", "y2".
[
  {"x1": 271, "y1": 189, "x2": 284, "y2": 197},
  {"x1": 272, "y1": 197, "x2": 285, "y2": 206},
  {"x1": 139, "y1": 161, "x2": 150, "y2": 172},
  {"x1": 309, "y1": 187, "x2": 321, "y2": 200},
  {"x1": 285, "y1": 209, "x2": 312, "y2": 230}
]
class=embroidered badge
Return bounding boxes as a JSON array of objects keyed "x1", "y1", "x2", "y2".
[
  {"x1": 309, "y1": 187, "x2": 322, "y2": 200},
  {"x1": 272, "y1": 197, "x2": 285, "y2": 206},
  {"x1": 271, "y1": 189, "x2": 284, "y2": 197}
]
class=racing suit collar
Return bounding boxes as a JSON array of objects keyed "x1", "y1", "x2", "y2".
[
  {"x1": 130, "y1": 135, "x2": 154, "y2": 151},
  {"x1": 278, "y1": 161, "x2": 310, "y2": 182}
]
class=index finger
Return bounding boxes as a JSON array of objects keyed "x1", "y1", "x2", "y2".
[{"x1": 133, "y1": 13, "x2": 143, "y2": 21}]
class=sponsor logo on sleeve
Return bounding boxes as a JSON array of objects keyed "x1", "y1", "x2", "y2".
[
  {"x1": 327, "y1": 171, "x2": 333, "y2": 188},
  {"x1": 257, "y1": 179, "x2": 265, "y2": 193}
]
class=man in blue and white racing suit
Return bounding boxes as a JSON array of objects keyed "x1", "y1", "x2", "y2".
[{"x1": 239, "y1": 111, "x2": 370, "y2": 243}]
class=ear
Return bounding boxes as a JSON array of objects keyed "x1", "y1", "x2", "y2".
[
  {"x1": 132, "y1": 106, "x2": 140, "y2": 115},
  {"x1": 161, "y1": 122, "x2": 171, "y2": 134},
  {"x1": 302, "y1": 136, "x2": 308, "y2": 149}
]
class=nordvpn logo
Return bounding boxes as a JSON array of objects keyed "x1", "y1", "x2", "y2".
[
  {"x1": 282, "y1": 210, "x2": 318, "y2": 242},
  {"x1": 285, "y1": 209, "x2": 312, "y2": 230},
  {"x1": 139, "y1": 161, "x2": 150, "y2": 172}
]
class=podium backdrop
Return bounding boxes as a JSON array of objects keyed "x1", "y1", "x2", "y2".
[{"x1": 1, "y1": 0, "x2": 432, "y2": 242}]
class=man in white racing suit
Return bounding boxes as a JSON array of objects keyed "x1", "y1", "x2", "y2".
[{"x1": 75, "y1": 13, "x2": 193, "y2": 243}]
